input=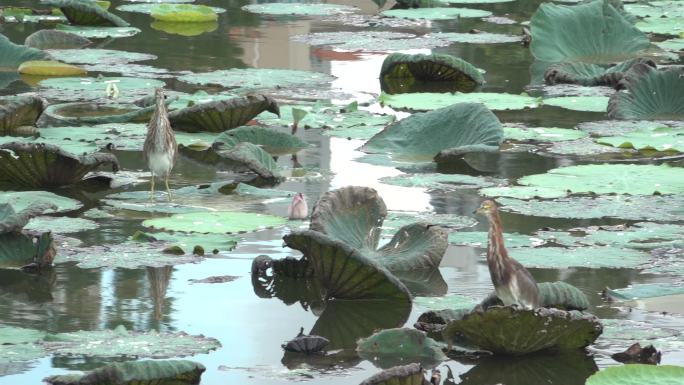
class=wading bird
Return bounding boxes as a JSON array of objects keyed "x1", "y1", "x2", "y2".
[
  {"x1": 143, "y1": 88, "x2": 177, "y2": 202},
  {"x1": 476, "y1": 199, "x2": 541, "y2": 309},
  {"x1": 288, "y1": 192, "x2": 308, "y2": 220}
]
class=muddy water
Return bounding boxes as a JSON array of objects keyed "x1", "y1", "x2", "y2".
[{"x1": 1, "y1": 0, "x2": 683, "y2": 384}]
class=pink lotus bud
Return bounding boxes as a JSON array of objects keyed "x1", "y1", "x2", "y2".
[{"x1": 288, "y1": 192, "x2": 308, "y2": 220}]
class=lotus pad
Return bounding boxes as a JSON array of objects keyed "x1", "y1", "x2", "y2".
[
  {"x1": 381, "y1": 173, "x2": 504, "y2": 190},
  {"x1": 504, "y1": 125, "x2": 588, "y2": 142},
  {"x1": 55, "y1": 241, "x2": 204, "y2": 269},
  {"x1": 608, "y1": 66, "x2": 684, "y2": 120},
  {"x1": 24, "y1": 29, "x2": 92, "y2": 49},
  {"x1": 413, "y1": 295, "x2": 476, "y2": 311},
  {"x1": 507, "y1": 245, "x2": 649, "y2": 269},
  {"x1": 585, "y1": 364, "x2": 684, "y2": 385},
  {"x1": 444, "y1": 306, "x2": 603, "y2": 354},
  {"x1": 143, "y1": 211, "x2": 287, "y2": 234},
  {"x1": 137, "y1": 232, "x2": 239, "y2": 254},
  {"x1": 544, "y1": 59, "x2": 656, "y2": 87},
  {"x1": 0, "y1": 34, "x2": 50, "y2": 70},
  {"x1": 356, "y1": 328, "x2": 446, "y2": 368},
  {"x1": 44, "y1": 360, "x2": 206, "y2": 385},
  {"x1": 43, "y1": 0, "x2": 130, "y2": 26},
  {"x1": 17, "y1": 60, "x2": 86, "y2": 76},
  {"x1": 543, "y1": 96, "x2": 609, "y2": 112},
  {"x1": 362, "y1": 103, "x2": 503, "y2": 161},
  {"x1": 380, "y1": 53, "x2": 484, "y2": 93},
  {"x1": 178, "y1": 68, "x2": 334, "y2": 91},
  {"x1": 636, "y1": 16, "x2": 684, "y2": 35},
  {"x1": 46, "y1": 48, "x2": 156, "y2": 64},
  {"x1": 437, "y1": 32, "x2": 522, "y2": 44},
  {"x1": 538, "y1": 222, "x2": 684, "y2": 250},
  {"x1": 382, "y1": 7, "x2": 492, "y2": 20},
  {"x1": 0, "y1": 95, "x2": 46, "y2": 134},
  {"x1": 0, "y1": 191, "x2": 81, "y2": 214},
  {"x1": 0, "y1": 203, "x2": 54, "y2": 234},
  {"x1": 55, "y1": 24, "x2": 142, "y2": 38},
  {"x1": 38, "y1": 76, "x2": 164, "y2": 103},
  {"x1": 242, "y1": 3, "x2": 356, "y2": 16},
  {"x1": 597, "y1": 127, "x2": 684, "y2": 152},
  {"x1": 168, "y1": 95, "x2": 280, "y2": 133},
  {"x1": 24, "y1": 216, "x2": 98, "y2": 234},
  {"x1": 291, "y1": 31, "x2": 450, "y2": 52},
  {"x1": 359, "y1": 363, "x2": 427, "y2": 385},
  {"x1": 530, "y1": 0, "x2": 650, "y2": 63},
  {"x1": 448, "y1": 231, "x2": 543, "y2": 248},
  {"x1": 0, "y1": 142, "x2": 119, "y2": 188},
  {"x1": 380, "y1": 92, "x2": 540, "y2": 111},
  {"x1": 605, "y1": 283, "x2": 684, "y2": 301},
  {"x1": 217, "y1": 126, "x2": 308, "y2": 155}
]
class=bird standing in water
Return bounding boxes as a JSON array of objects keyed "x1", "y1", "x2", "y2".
[
  {"x1": 476, "y1": 199, "x2": 541, "y2": 309},
  {"x1": 143, "y1": 88, "x2": 177, "y2": 202}
]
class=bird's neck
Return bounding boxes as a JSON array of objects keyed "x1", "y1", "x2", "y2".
[{"x1": 487, "y1": 210, "x2": 510, "y2": 276}]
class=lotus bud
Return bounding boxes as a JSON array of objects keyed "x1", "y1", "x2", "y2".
[{"x1": 288, "y1": 192, "x2": 308, "y2": 220}]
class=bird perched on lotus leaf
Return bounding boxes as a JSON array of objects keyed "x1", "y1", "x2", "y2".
[
  {"x1": 288, "y1": 192, "x2": 308, "y2": 220},
  {"x1": 476, "y1": 199, "x2": 541, "y2": 309},
  {"x1": 143, "y1": 88, "x2": 177, "y2": 202}
]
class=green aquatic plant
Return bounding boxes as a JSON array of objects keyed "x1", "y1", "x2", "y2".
[
  {"x1": 380, "y1": 53, "x2": 484, "y2": 93},
  {"x1": 44, "y1": 360, "x2": 206, "y2": 385},
  {"x1": 43, "y1": 0, "x2": 129, "y2": 26}
]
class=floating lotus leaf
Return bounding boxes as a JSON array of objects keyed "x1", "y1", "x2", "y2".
[
  {"x1": 543, "y1": 96, "x2": 609, "y2": 112},
  {"x1": 55, "y1": 24, "x2": 142, "y2": 38},
  {"x1": 507, "y1": 245, "x2": 649, "y2": 269},
  {"x1": 24, "y1": 29, "x2": 92, "y2": 49},
  {"x1": 56, "y1": 240, "x2": 203, "y2": 269},
  {"x1": 414, "y1": 294, "x2": 476, "y2": 311},
  {"x1": 216, "y1": 126, "x2": 308, "y2": 155},
  {"x1": 38, "y1": 76, "x2": 164, "y2": 103},
  {"x1": 46, "y1": 48, "x2": 156, "y2": 64},
  {"x1": 538, "y1": 222, "x2": 684, "y2": 250},
  {"x1": 24, "y1": 216, "x2": 98, "y2": 234},
  {"x1": 242, "y1": 3, "x2": 356, "y2": 16},
  {"x1": 381, "y1": 173, "x2": 504, "y2": 190},
  {"x1": 0, "y1": 232, "x2": 55, "y2": 270},
  {"x1": 0, "y1": 203, "x2": 55, "y2": 234},
  {"x1": 0, "y1": 142, "x2": 119, "y2": 188},
  {"x1": 357, "y1": 328, "x2": 446, "y2": 368},
  {"x1": 359, "y1": 363, "x2": 427, "y2": 385},
  {"x1": 440, "y1": 0, "x2": 513, "y2": 2},
  {"x1": 291, "y1": 31, "x2": 450, "y2": 52},
  {"x1": 530, "y1": 0, "x2": 650, "y2": 63},
  {"x1": 540, "y1": 137, "x2": 624, "y2": 157},
  {"x1": 437, "y1": 31, "x2": 522, "y2": 44},
  {"x1": 598, "y1": 318, "x2": 681, "y2": 346},
  {"x1": 656, "y1": 37, "x2": 684, "y2": 52},
  {"x1": 143, "y1": 211, "x2": 287, "y2": 234},
  {"x1": 537, "y1": 281, "x2": 590, "y2": 310},
  {"x1": 381, "y1": 212, "x2": 476, "y2": 238},
  {"x1": 636, "y1": 16, "x2": 684, "y2": 35},
  {"x1": 282, "y1": 230, "x2": 412, "y2": 301},
  {"x1": 597, "y1": 127, "x2": 684, "y2": 152},
  {"x1": 608, "y1": 66, "x2": 684, "y2": 120},
  {"x1": 585, "y1": 364, "x2": 684, "y2": 385},
  {"x1": 577, "y1": 119, "x2": 684, "y2": 136},
  {"x1": 448, "y1": 231, "x2": 543, "y2": 248},
  {"x1": 36, "y1": 123, "x2": 146, "y2": 152},
  {"x1": 0, "y1": 95, "x2": 46, "y2": 134},
  {"x1": 178, "y1": 68, "x2": 334, "y2": 92},
  {"x1": 504, "y1": 125, "x2": 588, "y2": 142},
  {"x1": 256, "y1": 104, "x2": 395, "y2": 135},
  {"x1": 380, "y1": 53, "x2": 484, "y2": 94},
  {"x1": 42, "y1": 325, "x2": 220, "y2": 358},
  {"x1": 168, "y1": 95, "x2": 279, "y2": 133},
  {"x1": 444, "y1": 306, "x2": 603, "y2": 355},
  {"x1": 0, "y1": 325, "x2": 45, "y2": 345},
  {"x1": 0, "y1": 34, "x2": 50, "y2": 69},
  {"x1": 43, "y1": 0, "x2": 129, "y2": 26},
  {"x1": 0, "y1": 191, "x2": 81, "y2": 214},
  {"x1": 151, "y1": 20, "x2": 218, "y2": 36},
  {"x1": 361, "y1": 103, "x2": 503, "y2": 162},
  {"x1": 136, "y1": 231, "x2": 239, "y2": 254},
  {"x1": 380, "y1": 92, "x2": 540, "y2": 111},
  {"x1": 36, "y1": 102, "x2": 155, "y2": 128},
  {"x1": 44, "y1": 360, "x2": 206, "y2": 385},
  {"x1": 150, "y1": 4, "x2": 219, "y2": 22},
  {"x1": 382, "y1": 7, "x2": 492, "y2": 20},
  {"x1": 544, "y1": 58, "x2": 655, "y2": 87},
  {"x1": 605, "y1": 283, "x2": 684, "y2": 302},
  {"x1": 17, "y1": 60, "x2": 86, "y2": 76}
]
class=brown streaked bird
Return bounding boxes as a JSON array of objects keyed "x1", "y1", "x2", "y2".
[
  {"x1": 476, "y1": 199, "x2": 541, "y2": 309},
  {"x1": 143, "y1": 88, "x2": 177, "y2": 201}
]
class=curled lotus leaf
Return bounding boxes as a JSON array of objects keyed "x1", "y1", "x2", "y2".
[
  {"x1": 24, "y1": 29, "x2": 92, "y2": 49},
  {"x1": 537, "y1": 281, "x2": 590, "y2": 310},
  {"x1": 216, "y1": 126, "x2": 308, "y2": 155},
  {"x1": 444, "y1": 306, "x2": 603, "y2": 355},
  {"x1": 530, "y1": 0, "x2": 651, "y2": 63},
  {"x1": 380, "y1": 53, "x2": 484, "y2": 94},
  {"x1": 544, "y1": 58, "x2": 656, "y2": 87},
  {"x1": 359, "y1": 363, "x2": 427, "y2": 385},
  {"x1": 585, "y1": 364, "x2": 684, "y2": 385},
  {"x1": 608, "y1": 65, "x2": 684, "y2": 120},
  {"x1": 0, "y1": 34, "x2": 50, "y2": 70},
  {"x1": 214, "y1": 141, "x2": 282, "y2": 182},
  {"x1": 0, "y1": 95, "x2": 47, "y2": 134},
  {"x1": 42, "y1": 0, "x2": 129, "y2": 26},
  {"x1": 361, "y1": 103, "x2": 503, "y2": 162},
  {"x1": 0, "y1": 142, "x2": 119, "y2": 188},
  {"x1": 0, "y1": 232, "x2": 55, "y2": 270},
  {"x1": 0, "y1": 203, "x2": 56, "y2": 234},
  {"x1": 168, "y1": 95, "x2": 280, "y2": 133},
  {"x1": 282, "y1": 334, "x2": 329, "y2": 353},
  {"x1": 36, "y1": 102, "x2": 155, "y2": 127},
  {"x1": 44, "y1": 360, "x2": 206, "y2": 385},
  {"x1": 356, "y1": 328, "x2": 446, "y2": 369}
]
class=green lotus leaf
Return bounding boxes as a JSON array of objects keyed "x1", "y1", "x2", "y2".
[
  {"x1": 46, "y1": 48, "x2": 156, "y2": 64},
  {"x1": 605, "y1": 283, "x2": 684, "y2": 302},
  {"x1": 586, "y1": 364, "x2": 684, "y2": 385},
  {"x1": 143, "y1": 211, "x2": 287, "y2": 234},
  {"x1": 597, "y1": 127, "x2": 684, "y2": 152},
  {"x1": 212, "y1": 141, "x2": 283, "y2": 182},
  {"x1": 36, "y1": 102, "x2": 156, "y2": 128},
  {"x1": 380, "y1": 92, "x2": 540, "y2": 111},
  {"x1": 168, "y1": 95, "x2": 280, "y2": 133},
  {"x1": 178, "y1": 68, "x2": 334, "y2": 92},
  {"x1": 0, "y1": 33, "x2": 51, "y2": 70},
  {"x1": 24, "y1": 29, "x2": 92, "y2": 49},
  {"x1": 0, "y1": 203, "x2": 55, "y2": 234},
  {"x1": 448, "y1": 231, "x2": 543, "y2": 248},
  {"x1": 0, "y1": 142, "x2": 119, "y2": 188},
  {"x1": 55, "y1": 240, "x2": 203, "y2": 269},
  {"x1": 608, "y1": 66, "x2": 684, "y2": 120},
  {"x1": 381, "y1": 173, "x2": 504, "y2": 190},
  {"x1": 37, "y1": 123, "x2": 143, "y2": 152},
  {"x1": 504, "y1": 245, "x2": 649, "y2": 269},
  {"x1": 598, "y1": 318, "x2": 681, "y2": 347},
  {"x1": 543, "y1": 96, "x2": 609, "y2": 112},
  {"x1": 444, "y1": 306, "x2": 603, "y2": 354},
  {"x1": 17, "y1": 60, "x2": 86, "y2": 76},
  {"x1": 42, "y1": 325, "x2": 220, "y2": 358},
  {"x1": 380, "y1": 53, "x2": 484, "y2": 94},
  {"x1": 43, "y1": 0, "x2": 129, "y2": 26},
  {"x1": 282, "y1": 230, "x2": 412, "y2": 301},
  {"x1": 414, "y1": 294, "x2": 477, "y2": 311},
  {"x1": 361, "y1": 103, "x2": 503, "y2": 162},
  {"x1": 0, "y1": 95, "x2": 46, "y2": 135},
  {"x1": 0, "y1": 191, "x2": 81, "y2": 214},
  {"x1": 291, "y1": 31, "x2": 450, "y2": 52},
  {"x1": 38, "y1": 76, "x2": 164, "y2": 103},
  {"x1": 624, "y1": 1, "x2": 684, "y2": 18},
  {"x1": 24, "y1": 216, "x2": 98, "y2": 234},
  {"x1": 540, "y1": 137, "x2": 625, "y2": 157},
  {"x1": 0, "y1": 325, "x2": 45, "y2": 345},
  {"x1": 150, "y1": 4, "x2": 219, "y2": 22},
  {"x1": 55, "y1": 24, "x2": 142, "y2": 38},
  {"x1": 356, "y1": 328, "x2": 446, "y2": 368},
  {"x1": 537, "y1": 281, "x2": 590, "y2": 310},
  {"x1": 544, "y1": 58, "x2": 655, "y2": 87},
  {"x1": 504, "y1": 125, "x2": 588, "y2": 142},
  {"x1": 437, "y1": 31, "x2": 522, "y2": 44},
  {"x1": 216, "y1": 126, "x2": 308, "y2": 155},
  {"x1": 656, "y1": 37, "x2": 684, "y2": 52},
  {"x1": 358, "y1": 363, "x2": 427, "y2": 385},
  {"x1": 577, "y1": 119, "x2": 684, "y2": 136},
  {"x1": 517, "y1": 164, "x2": 684, "y2": 195},
  {"x1": 530, "y1": 0, "x2": 650, "y2": 63},
  {"x1": 0, "y1": 232, "x2": 55, "y2": 270},
  {"x1": 382, "y1": 7, "x2": 492, "y2": 20},
  {"x1": 382, "y1": 212, "x2": 477, "y2": 237},
  {"x1": 538, "y1": 222, "x2": 684, "y2": 250},
  {"x1": 151, "y1": 20, "x2": 218, "y2": 36},
  {"x1": 636, "y1": 16, "x2": 684, "y2": 36},
  {"x1": 44, "y1": 360, "x2": 206, "y2": 385},
  {"x1": 242, "y1": 3, "x2": 356, "y2": 16},
  {"x1": 135, "y1": 231, "x2": 238, "y2": 255}
]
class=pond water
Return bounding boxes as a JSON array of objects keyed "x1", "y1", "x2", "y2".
[{"x1": 1, "y1": 0, "x2": 684, "y2": 384}]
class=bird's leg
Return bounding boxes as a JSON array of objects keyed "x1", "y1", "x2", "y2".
[
  {"x1": 165, "y1": 175, "x2": 172, "y2": 202},
  {"x1": 150, "y1": 173, "x2": 155, "y2": 201}
]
